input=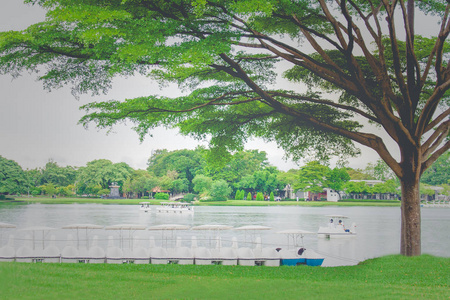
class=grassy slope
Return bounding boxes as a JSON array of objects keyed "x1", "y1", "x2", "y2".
[{"x1": 0, "y1": 255, "x2": 448, "y2": 299}]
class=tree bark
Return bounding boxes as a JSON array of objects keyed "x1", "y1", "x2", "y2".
[{"x1": 400, "y1": 174, "x2": 421, "y2": 256}]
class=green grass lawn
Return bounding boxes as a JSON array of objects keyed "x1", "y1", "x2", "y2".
[
  {"x1": 0, "y1": 255, "x2": 447, "y2": 299},
  {"x1": 9, "y1": 197, "x2": 400, "y2": 207}
]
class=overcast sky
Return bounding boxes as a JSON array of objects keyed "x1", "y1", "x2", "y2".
[{"x1": 0, "y1": 1, "x2": 390, "y2": 171}]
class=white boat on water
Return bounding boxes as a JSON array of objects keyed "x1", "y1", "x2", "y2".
[
  {"x1": 277, "y1": 229, "x2": 324, "y2": 266},
  {"x1": 139, "y1": 202, "x2": 151, "y2": 212},
  {"x1": 317, "y1": 215, "x2": 356, "y2": 239},
  {"x1": 156, "y1": 202, "x2": 194, "y2": 214}
]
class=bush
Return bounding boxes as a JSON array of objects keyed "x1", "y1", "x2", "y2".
[
  {"x1": 210, "y1": 180, "x2": 232, "y2": 201},
  {"x1": 0, "y1": 194, "x2": 14, "y2": 200},
  {"x1": 270, "y1": 192, "x2": 274, "y2": 201},
  {"x1": 154, "y1": 193, "x2": 169, "y2": 200},
  {"x1": 256, "y1": 192, "x2": 264, "y2": 201},
  {"x1": 247, "y1": 192, "x2": 252, "y2": 200},
  {"x1": 183, "y1": 193, "x2": 196, "y2": 203},
  {"x1": 97, "y1": 189, "x2": 110, "y2": 196}
]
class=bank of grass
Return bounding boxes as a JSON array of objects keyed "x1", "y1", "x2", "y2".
[
  {"x1": 10, "y1": 197, "x2": 400, "y2": 207},
  {"x1": 0, "y1": 255, "x2": 447, "y2": 299}
]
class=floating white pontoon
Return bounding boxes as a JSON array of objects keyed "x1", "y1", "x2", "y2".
[
  {"x1": 2, "y1": 222, "x2": 327, "y2": 266},
  {"x1": 156, "y1": 202, "x2": 194, "y2": 214}
]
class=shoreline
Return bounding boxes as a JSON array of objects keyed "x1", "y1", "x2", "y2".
[{"x1": 4, "y1": 197, "x2": 401, "y2": 207}]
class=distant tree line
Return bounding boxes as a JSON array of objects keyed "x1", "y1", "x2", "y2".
[{"x1": 0, "y1": 150, "x2": 449, "y2": 201}]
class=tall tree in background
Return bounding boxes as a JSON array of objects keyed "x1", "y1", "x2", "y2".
[
  {"x1": 208, "y1": 150, "x2": 270, "y2": 183},
  {"x1": 327, "y1": 167, "x2": 351, "y2": 199},
  {"x1": 147, "y1": 149, "x2": 206, "y2": 184},
  {"x1": 295, "y1": 161, "x2": 330, "y2": 198},
  {"x1": 1, "y1": 1, "x2": 449, "y2": 256},
  {"x1": 39, "y1": 160, "x2": 78, "y2": 187},
  {"x1": 76, "y1": 159, "x2": 133, "y2": 193},
  {"x1": 0, "y1": 156, "x2": 28, "y2": 195}
]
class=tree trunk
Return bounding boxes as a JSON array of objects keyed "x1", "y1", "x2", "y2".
[{"x1": 400, "y1": 176, "x2": 421, "y2": 256}]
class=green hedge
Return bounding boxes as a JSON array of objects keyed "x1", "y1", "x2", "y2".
[
  {"x1": 154, "y1": 193, "x2": 169, "y2": 200},
  {"x1": 183, "y1": 193, "x2": 196, "y2": 202},
  {"x1": 199, "y1": 198, "x2": 227, "y2": 202}
]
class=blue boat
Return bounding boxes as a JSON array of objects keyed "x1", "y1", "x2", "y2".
[{"x1": 277, "y1": 229, "x2": 325, "y2": 267}]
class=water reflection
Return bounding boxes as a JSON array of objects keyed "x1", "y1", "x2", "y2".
[{"x1": 0, "y1": 203, "x2": 448, "y2": 266}]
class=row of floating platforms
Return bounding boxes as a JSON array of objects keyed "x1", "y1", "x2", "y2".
[
  {"x1": 0, "y1": 235, "x2": 324, "y2": 267},
  {"x1": 0, "y1": 223, "x2": 324, "y2": 266}
]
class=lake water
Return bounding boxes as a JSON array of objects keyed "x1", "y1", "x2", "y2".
[{"x1": 0, "y1": 203, "x2": 448, "y2": 266}]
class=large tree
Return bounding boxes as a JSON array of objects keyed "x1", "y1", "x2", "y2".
[
  {"x1": 1, "y1": 1, "x2": 449, "y2": 256},
  {"x1": 76, "y1": 159, "x2": 133, "y2": 193},
  {"x1": 295, "y1": 161, "x2": 330, "y2": 195},
  {"x1": 39, "y1": 160, "x2": 78, "y2": 187},
  {"x1": 0, "y1": 156, "x2": 29, "y2": 195}
]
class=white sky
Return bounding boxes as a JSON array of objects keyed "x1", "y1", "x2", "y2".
[{"x1": 0, "y1": 1, "x2": 390, "y2": 171}]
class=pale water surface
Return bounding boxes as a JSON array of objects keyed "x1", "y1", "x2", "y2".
[{"x1": 0, "y1": 203, "x2": 448, "y2": 266}]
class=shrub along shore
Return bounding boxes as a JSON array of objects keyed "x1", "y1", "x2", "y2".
[
  {"x1": 7, "y1": 197, "x2": 401, "y2": 206},
  {"x1": 0, "y1": 255, "x2": 448, "y2": 299}
]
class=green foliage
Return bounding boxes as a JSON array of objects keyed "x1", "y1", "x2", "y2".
[
  {"x1": 246, "y1": 192, "x2": 252, "y2": 201},
  {"x1": 39, "y1": 183, "x2": 57, "y2": 197},
  {"x1": 97, "y1": 188, "x2": 110, "y2": 196},
  {"x1": 344, "y1": 181, "x2": 369, "y2": 194},
  {"x1": 421, "y1": 152, "x2": 450, "y2": 185},
  {"x1": 256, "y1": 192, "x2": 264, "y2": 201},
  {"x1": 39, "y1": 160, "x2": 78, "y2": 187},
  {"x1": 364, "y1": 159, "x2": 395, "y2": 181},
  {"x1": 172, "y1": 178, "x2": 189, "y2": 193},
  {"x1": 327, "y1": 168, "x2": 350, "y2": 192},
  {"x1": 270, "y1": 191, "x2": 274, "y2": 201},
  {"x1": 0, "y1": 0, "x2": 372, "y2": 164},
  {"x1": 0, "y1": 156, "x2": 29, "y2": 195},
  {"x1": 295, "y1": 161, "x2": 330, "y2": 193},
  {"x1": 346, "y1": 168, "x2": 374, "y2": 180},
  {"x1": 57, "y1": 185, "x2": 76, "y2": 197},
  {"x1": 183, "y1": 193, "x2": 196, "y2": 203},
  {"x1": 147, "y1": 148, "x2": 207, "y2": 192},
  {"x1": 154, "y1": 193, "x2": 169, "y2": 200},
  {"x1": 192, "y1": 174, "x2": 213, "y2": 194},
  {"x1": 31, "y1": 188, "x2": 41, "y2": 196},
  {"x1": 76, "y1": 159, "x2": 133, "y2": 194},
  {"x1": 123, "y1": 170, "x2": 159, "y2": 198},
  {"x1": 372, "y1": 180, "x2": 399, "y2": 195},
  {"x1": 277, "y1": 169, "x2": 297, "y2": 188},
  {"x1": 420, "y1": 183, "x2": 436, "y2": 196},
  {"x1": 208, "y1": 150, "x2": 270, "y2": 182},
  {"x1": 209, "y1": 180, "x2": 232, "y2": 201}
]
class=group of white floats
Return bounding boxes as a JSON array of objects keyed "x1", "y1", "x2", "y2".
[
  {"x1": 0, "y1": 211, "x2": 356, "y2": 267},
  {"x1": 140, "y1": 202, "x2": 194, "y2": 214}
]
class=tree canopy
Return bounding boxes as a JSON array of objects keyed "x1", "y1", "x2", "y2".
[
  {"x1": 0, "y1": 156, "x2": 28, "y2": 195},
  {"x1": 1, "y1": 0, "x2": 449, "y2": 256},
  {"x1": 421, "y1": 151, "x2": 450, "y2": 185},
  {"x1": 76, "y1": 159, "x2": 133, "y2": 194}
]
